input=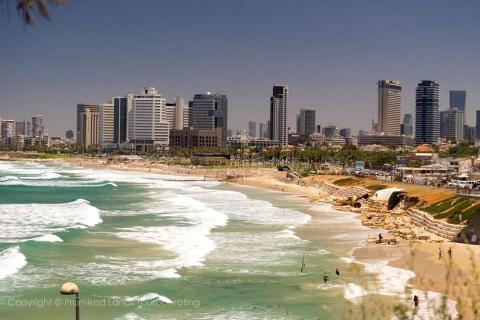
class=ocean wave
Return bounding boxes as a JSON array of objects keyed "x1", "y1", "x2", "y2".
[
  {"x1": 186, "y1": 190, "x2": 311, "y2": 227},
  {"x1": 0, "y1": 199, "x2": 102, "y2": 243},
  {"x1": 0, "y1": 246, "x2": 27, "y2": 280},
  {"x1": 31, "y1": 234, "x2": 63, "y2": 242},
  {"x1": 125, "y1": 293, "x2": 172, "y2": 304},
  {"x1": 114, "y1": 313, "x2": 146, "y2": 320},
  {"x1": 115, "y1": 194, "x2": 229, "y2": 270}
]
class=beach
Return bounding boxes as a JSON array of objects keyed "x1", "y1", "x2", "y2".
[{"x1": 0, "y1": 155, "x2": 478, "y2": 318}]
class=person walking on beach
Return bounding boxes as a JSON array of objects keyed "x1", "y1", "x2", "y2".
[
  {"x1": 378, "y1": 233, "x2": 383, "y2": 244},
  {"x1": 335, "y1": 268, "x2": 340, "y2": 276},
  {"x1": 438, "y1": 247, "x2": 443, "y2": 260},
  {"x1": 448, "y1": 247, "x2": 452, "y2": 260},
  {"x1": 413, "y1": 295, "x2": 419, "y2": 309},
  {"x1": 323, "y1": 272, "x2": 329, "y2": 284}
]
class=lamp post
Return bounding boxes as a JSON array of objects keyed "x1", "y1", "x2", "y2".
[{"x1": 60, "y1": 282, "x2": 80, "y2": 320}]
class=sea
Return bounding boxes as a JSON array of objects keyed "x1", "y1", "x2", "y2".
[{"x1": 0, "y1": 160, "x2": 456, "y2": 319}]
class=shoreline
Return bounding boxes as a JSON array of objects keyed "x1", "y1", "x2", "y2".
[{"x1": 2, "y1": 155, "x2": 480, "y2": 317}]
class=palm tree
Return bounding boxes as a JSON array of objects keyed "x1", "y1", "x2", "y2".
[{"x1": 2, "y1": 0, "x2": 66, "y2": 25}]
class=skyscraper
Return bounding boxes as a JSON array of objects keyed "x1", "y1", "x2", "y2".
[
  {"x1": 15, "y1": 121, "x2": 26, "y2": 136},
  {"x1": 1, "y1": 120, "x2": 15, "y2": 139},
  {"x1": 78, "y1": 106, "x2": 100, "y2": 148},
  {"x1": 190, "y1": 92, "x2": 228, "y2": 146},
  {"x1": 476, "y1": 110, "x2": 480, "y2": 140},
  {"x1": 66, "y1": 130, "x2": 74, "y2": 140},
  {"x1": 259, "y1": 122, "x2": 266, "y2": 138},
  {"x1": 402, "y1": 114, "x2": 414, "y2": 137},
  {"x1": 127, "y1": 85, "x2": 170, "y2": 151},
  {"x1": 99, "y1": 103, "x2": 114, "y2": 147},
  {"x1": 450, "y1": 90, "x2": 466, "y2": 115},
  {"x1": 440, "y1": 108, "x2": 464, "y2": 143},
  {"x1": 377, "y1": 80, "x2": 401, "y2": 135},
  {"x1": 31, "y1": 115, "x2": 45, "y2": 138},
  {"x1": 415, "y1": 80, "x2": 440, "y2": 145},
  {"x1": 248, "y1": 121, "x2": 257, "y2": 137},
  {"x1": 77, "y1": 104, "x2": 100, "y2": 145},
  {"x1": 166, "y1": 97, "x2": 188, "y2": 130},
  {"x1": 297, "y1": 108, "x2": 316, "y2": 136},
  {"x1": 113, "y1": 96, "x2": 128, "y2": 145},
  {"x1": 269, "y1": 84, "x2": 288, "y2": 146}
]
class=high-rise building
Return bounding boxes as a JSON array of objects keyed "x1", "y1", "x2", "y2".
[
  {"x1": 269, "y1": 84, "x2": 288, "y2": 146},
  {"x1": 402, "y1": 114, "x2": 414, "y2": 137},
  {"x1": 297, "y1": 108, "x2": 316, "y2": 136},
  {"x1": 415, "y1": 80, "x2": 440, "y2": 145},
  {"x1": 165, "y1": 96, "x2": 188, "y2": 131},
  {"x1": 66, "y1": 130, "x2": 74, "y2": 140},
  {"x1": 25, "y1": 121, "x2": 31, "y2": 137},
  {"x1": 464, "y1": 125, "x2": 476, "y2": 144},
  {"x1": 476, "y1": 110, "x2": 480, "y2": 140},
  {"x1": 15, "y1": 121, "x2": 26, "y2": 136},
  {"x1": 78, "y1": 106, "x2": 100, "y2": 148},
  {"x1": 1, "y1": 120, "x2": 15, "y2": 139},
  {"x1": 316, "y1": 125, "x2": 321, "y2": 133},
  {"x1": 99, "y1": 103, "x2": 114, "y2": 147},
  {"x1": 248, "y1": 121, "x2": 257, "y2": 137},
  {"x1": 190, "y1": 92, "x2": 228, "y2": 146},
  {"x1": 377, "y1": 80, "x2": 401, "y2": 135},
  {"x1": 259, "y1": 123, "x2": 266, "y2": 139},
  {"x1": 113, "y1": 97, "x2": 128, "y2": 145},
  {"x1": 127, "y1": 85, "x2": 170, "y2": 151},
  {"x1": 440, "y1": 108, "x2": 464, "y2": 143},
  {"x1": 450, "y1": 90, "x2": 466, "y2": 115},
  {"x1": 339, "y1": 128, "x2": 351, "y2": 139},
  {"x1": 31, "y1": 115, "x2": 45, "y2": 138},
  {"x1": 77, "y1": 104, "x2": 100, "y2": 145}
]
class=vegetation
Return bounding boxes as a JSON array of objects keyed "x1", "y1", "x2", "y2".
[
  {"x1": 422, "y1": 196, "x2": 480, "y2": 224},
  {"x1": 439, "y1": 142, "x2": 479, "y2": 158}
]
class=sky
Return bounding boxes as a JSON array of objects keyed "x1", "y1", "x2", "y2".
[{"x1": 1, "y1": 0, "x2": 480, "y2": 137}]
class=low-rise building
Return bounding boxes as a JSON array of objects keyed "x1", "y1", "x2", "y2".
[{"x1": 170, "y1": 127, "x2": 222, "y2": 148}]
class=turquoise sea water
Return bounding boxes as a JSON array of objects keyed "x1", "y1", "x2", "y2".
[{"x1": 0, "y1": 161, "x2": 447, "y2": 319}]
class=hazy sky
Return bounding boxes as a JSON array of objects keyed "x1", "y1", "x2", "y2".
[{"x1": 1, "y1": 0, "x2": 480, "y2": 137}]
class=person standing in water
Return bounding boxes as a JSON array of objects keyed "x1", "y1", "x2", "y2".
[
  {"x1": 335, "y1": 268, "x2": 340, "y2": 276},
  {"x1": 438, "y1": 247, "x2": 443, "y2": 260},
  {"x1": 378, "y1": 233, "x2": 383, "y2": 244},
  {"x1": 448, "y1": 247, "x2": 452, "y2": 260},
  {"x1": 323, "y1": 272, "x2": 329, "y2": 284},
  {"x1": 413, "y1": 295, "x2": 419, "y2": 309}
]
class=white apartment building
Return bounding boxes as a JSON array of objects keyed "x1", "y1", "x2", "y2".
[
  {"x1": 377, "y1": 80, "x2": 401, "y2": 135},
  {"x1": 127, "y1": 85, "x2": 169, "y2": 151}
]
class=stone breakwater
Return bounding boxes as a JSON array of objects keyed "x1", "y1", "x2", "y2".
[
  {"x1": 303, "y1": 179, "x2": 458, "y2": 243},
  {"x1": 408, "y1": 209, "x2": 464, "y2": 240}
]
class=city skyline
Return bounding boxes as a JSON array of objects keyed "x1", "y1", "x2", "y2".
[{"x1": 1, "y1": 0, "x2": 480, "y2": 136}]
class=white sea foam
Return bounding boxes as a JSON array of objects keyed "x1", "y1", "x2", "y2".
[
  {"x1": 22, "y1": 172, "x2": 63, "y2": 180},
  {"x1": 115, "y1": 193, "x2": 228, "y2": 270},
  {"x1": 0, "y1": 246, "x2": 27, "y2": 279},
  {"x1": 31, "y1": 234, "x2": 63, "y2": 242},
  {"x1": 342, "y1": 257, "x2": 458, "y2": 318},
  {"x1": 0, "y1": 199, "x2": 102, "y2": 242},
  {"x1": 114, "y1": 313, "x2": 146, "y2": 320},
  {"x1": 344, "y1": 283, "x2": 367, "y2": 301},
  {"x1": 187, "y1": 189, "x2": 311, "y2": 226},
  {"x1": 125, "y1": 293, "x2": 173, "y2": 304}
]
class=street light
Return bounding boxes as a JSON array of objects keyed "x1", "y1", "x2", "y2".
[{"x1": 60, "y1": 282, "x2": 80, "y2": 320}]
